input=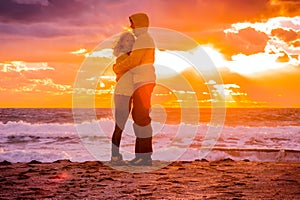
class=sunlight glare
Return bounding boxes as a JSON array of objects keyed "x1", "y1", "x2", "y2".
[
  {"x1": 154, "y1": 50, "x2": 191, "y2": 77},
  {"x1": 202, "y1": 46, "x2": 227, "y2": 67},
  {"x1": 228, "y1": 53, "x2": 285, "y2": 75}
]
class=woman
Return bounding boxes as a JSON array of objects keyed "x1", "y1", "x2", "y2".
[{"x1": 111, "y1": 31, "x2": 135, "y2": 165}]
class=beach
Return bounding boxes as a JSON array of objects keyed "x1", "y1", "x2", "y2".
[
  {"x1": 1, "y1": 0, "x2": 300, "y2": 199},
  {"x1": 1, "y1": 108, "x2": 299, "y2": 199},
  {"x1": 1, "y1": 159, "x2": 299, "y2": 199}
]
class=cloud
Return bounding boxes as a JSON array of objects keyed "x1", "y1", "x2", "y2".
[
  {"x1": 1, "y1": 0, "x2": 297, "y2": 28},
  {"x1": 224, "y1": 16, "x2": 300, "y2": 35},
  {"x1": 225, "y1": 27, "x2": 269, "y2": 56},
  {"x1": 147, "y1": 0, "x2": 272, "y2": 26},
  {"x1": 0, "y1": 0, "x2": 84, "y2": 23},
  {"x1": 211, "y1": 83, "x2": 250, "y2": 104},
  {"x1": 0, "y1": 0, "x2": 298, "y2": 63},
  {"x1": 87, "y1": 49, "x2": 114, "y2": 59},
  {"x1": 205, "y1": 80, "x2": 217, "y2": 85},
  {"x1": 269, "y1": 0, "x2": 300, "y2": 16},
  {"x1": 0, "y1": 61, "x2": 79, "y2": 98},
  {"x1": 5, "y1": 77, "x2": 72, "y2": 95},
  {"x1": 0, "y1": 61, "x2": 54, "y2": 72},
  {"x1": 276, "y1": 51, "x2": 290, "y2": 62},
  {"x1": 0, "y1": 0, "x2": 125, "y2": 25},
  {"x1": 291, "y1": 40, "x2": 300, "y2": 47},
  {"x1": 271, "y1": 28, "x2": 299, "y2": 43},
  {"x1": 30, "y1": 78, "x2": 72, "y2": 92},
  {"x1": 70, "y1": 48, "x2": 88, "y2": 56},
  {"x1": 12, "y1": 0, "x2": 49, "y2": 6},
  {"x1": 221, "y1": 16, "x2": 300, "y2": 62},
  {"x1": 0, "y1": 22, "x2": 102, "y2": 38}
]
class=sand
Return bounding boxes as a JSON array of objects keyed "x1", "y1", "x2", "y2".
[{"x1": 1, "y1": 159, "x2": 300, "y2": 199}]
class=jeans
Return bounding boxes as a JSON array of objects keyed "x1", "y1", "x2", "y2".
[{"x1": 111, "y1": 83, "x2": 155, "y2": 156}]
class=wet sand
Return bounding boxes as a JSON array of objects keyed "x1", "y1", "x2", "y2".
[{"x1": 1, "y1": 159, "x2": 299, "y2": 199}]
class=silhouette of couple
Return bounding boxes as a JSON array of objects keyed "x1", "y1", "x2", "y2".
[{"x1": 111, "y1": 13, "x2": 155, "y2": 166}]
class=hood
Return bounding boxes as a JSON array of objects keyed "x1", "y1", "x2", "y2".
[{"x1": 129, "y1": 13, "x2": 149, "y2": 28}]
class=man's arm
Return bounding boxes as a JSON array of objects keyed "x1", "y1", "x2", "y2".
[{"x1": 113, "y1": 49, "x2": 145, "y2": 74}]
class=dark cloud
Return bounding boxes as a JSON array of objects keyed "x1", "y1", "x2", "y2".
[
  {"x1": 0, "y1": 0, "x2": 135, "y2": 39},
  {"x1": 0, "y1": 0, "x2": 111, "y2": 23},
  {"x1": 0, "y1": 22, "x2": 103, "y2": 38},
  {"x1": 0, "y1": 23, "x2": 69, "y2": 37},
  {"x1": 0, "y1": 0, "x2": 298, "y2": 35},
  {"x1": 1, "y1": 0, "x2": 296, "y2": 26},
  {"x1": 0, "y1": 0, "x2": 49, "y2": 23},
  {"x1": 12, "y1": 0, "x2": 50, "y2": 6},
  {"x1": 0, "y1": 0, "x2": 298, "y2": 62}
]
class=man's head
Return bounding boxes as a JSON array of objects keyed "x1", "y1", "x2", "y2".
[{"x1": 129, "y1": 13, "x2": 149, "y2": 36}]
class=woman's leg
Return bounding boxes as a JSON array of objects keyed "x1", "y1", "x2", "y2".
[{"x1": 111, "y1": 94, "x2": 132, "y2": 157}]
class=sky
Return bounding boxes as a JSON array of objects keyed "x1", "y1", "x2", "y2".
[{"x1": 0, "y1": 0, "x2": 299, "y2": 108}]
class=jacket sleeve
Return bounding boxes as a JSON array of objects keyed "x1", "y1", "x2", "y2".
[{"x1": 113, "y1": 49, "x2": 145, "y2": 74}]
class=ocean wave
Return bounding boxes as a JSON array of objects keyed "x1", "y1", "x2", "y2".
[
  {"x1": 1, "y1": 108, "x2": 300, "y2": 126},
  {"x1": 0, "y1": 119, "x2": 299, "y2": 163},
  {"x1": 0, "y1": 148, "x2": 299, "y2": 163}
]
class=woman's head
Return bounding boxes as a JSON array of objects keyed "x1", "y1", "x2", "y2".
[{"x1": 113, "y1": 32, "x2": 135, "y2": 56}]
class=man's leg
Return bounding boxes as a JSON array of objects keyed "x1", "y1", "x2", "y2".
[{"x1": 131, "y1": 84, "x2": 155, "y2": 160}]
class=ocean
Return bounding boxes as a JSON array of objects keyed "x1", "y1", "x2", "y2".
[{"x1": 0, "y1": 108, "x2": 299, "y2": 163}]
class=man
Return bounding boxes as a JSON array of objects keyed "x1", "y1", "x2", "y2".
[{"x1": 113, "y1": 13, "x2": 156, "y2": 166}]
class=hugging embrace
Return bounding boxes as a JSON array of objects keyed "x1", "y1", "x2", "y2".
[{"x1": 111, "y1": 13, "x2": 156, "y2": 166}]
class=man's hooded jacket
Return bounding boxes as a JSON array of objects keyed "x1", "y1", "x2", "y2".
[{"x1": 113, "y1": 13, "x2": 156, "y2": 89}]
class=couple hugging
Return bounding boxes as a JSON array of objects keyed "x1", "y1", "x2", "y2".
[{"x1": 111, "y1": 13, "x2": 156, "y2": 166}]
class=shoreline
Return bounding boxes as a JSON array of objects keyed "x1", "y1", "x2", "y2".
[{"x1": 1, "y1": 159, "x2": 299, "y2": 199}]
